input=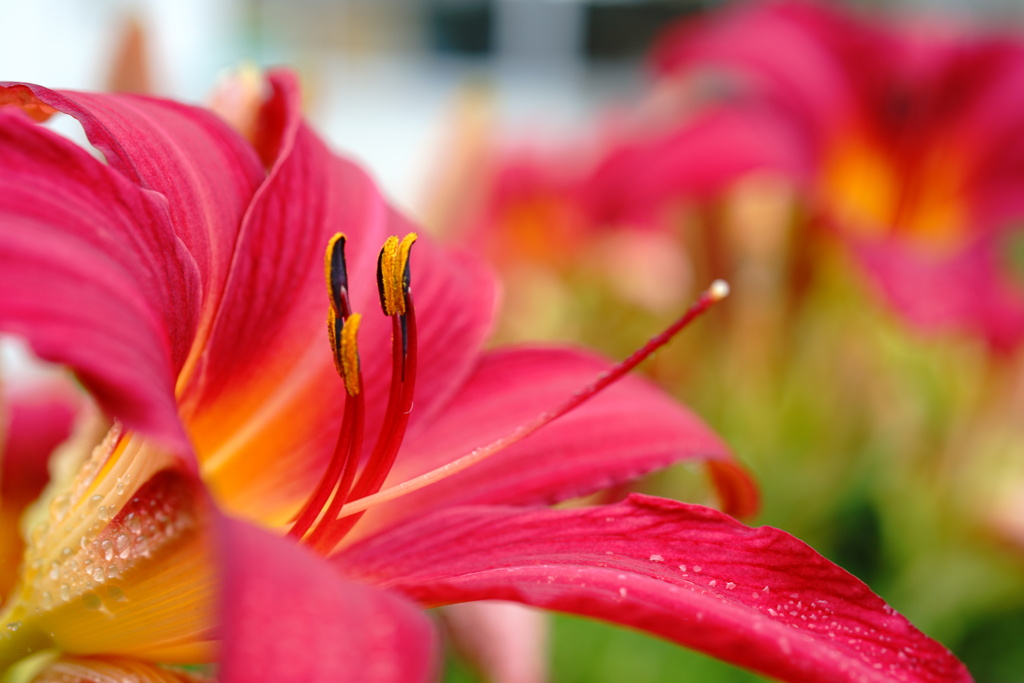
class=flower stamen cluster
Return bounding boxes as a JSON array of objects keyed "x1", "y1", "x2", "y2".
[{"x1": 290, "y1": 233, "x2": 420, "y2": 553}]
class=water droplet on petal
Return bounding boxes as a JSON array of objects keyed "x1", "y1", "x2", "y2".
[
  {"x1": 51, "y1": 494, "x2": 71, "y2": 523},
  {"x1": 115, "y1": 533, "x2": 131, "y2": 558}
]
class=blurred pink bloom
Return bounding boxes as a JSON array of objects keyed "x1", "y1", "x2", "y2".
[
  {"x1": 0, "y1": 71, "x2": 970, "y2": 682},
  {"x1": 654, "y1": 0, "x2": 1024, "y2": 352},
  {"x1": 448, "y1": 98, "x2": 797, "y2": 264}
]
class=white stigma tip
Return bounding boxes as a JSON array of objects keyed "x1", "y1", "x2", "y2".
[{"x1": 708, "y1": 279, "x2": 730, "y2": 301}]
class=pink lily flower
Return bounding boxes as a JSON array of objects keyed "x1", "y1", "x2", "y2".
[
  {"x1": 446, "y1": 100, "x2": 801, "y2": 262},
  {"x1": 0, "y1": 70, "x2": 970, "y2": 682},
  {"x1": 653, "y1": 0, "x2": 1024, "y2": 352}
]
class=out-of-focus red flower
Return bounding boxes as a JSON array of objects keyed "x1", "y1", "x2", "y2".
[
  {"x1": 443, "y1": 99, "x2": 797, "y2": 262},
  {"x1": 0, "y1": 71, "x2": 970, "y2": 682},
  {"x1": 654, "y1": 0, "x2": 1024, "y2": 352}
]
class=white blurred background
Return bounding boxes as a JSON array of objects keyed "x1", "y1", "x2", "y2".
[{"x1": 0, "y1": 0, "x2": 704, "y2": 214}]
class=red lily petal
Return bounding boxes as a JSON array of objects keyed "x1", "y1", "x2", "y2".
[
  {"x1": 186, "y1": 70, "x2": 495, "y2": 523},
  {"x1": 339, "y1": 494, "x2": 970, "y2": 683},
  {"x1": 854, "y1": 237, "x2": 1024, "y2": 353},
  {"x1": 0, "y1": 109, "x2": 197, "y2": 447},
  {"x1": 217, "y1": 516, "x2": 437, "y2": 683},
  {"x1": 0, "y1": 81, "x2": 265, "y2": 363},
  {"x1": 957, "y1": 44, "x2": 1024, "y2": 232},
  {"x1": 179, "y1": 73, "x2": 390, "y2": 497},
  {"x1": 361, "y1": 346, "x2": 755, "y2": 535}
]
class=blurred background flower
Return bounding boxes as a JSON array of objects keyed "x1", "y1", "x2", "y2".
[{"x1": 3, "y1": 0, "x2": 1024, "y2": 681}]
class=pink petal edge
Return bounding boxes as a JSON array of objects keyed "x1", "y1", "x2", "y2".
[
  {"x1": 0, "y1": 81, "x2": 266, "y2": 349},
  {"x1": 339, "y1": 494, "x2": 971, "y2": 683},
  {"x1": 0, "y1": 108, "x2": 195, "y2": 448}
]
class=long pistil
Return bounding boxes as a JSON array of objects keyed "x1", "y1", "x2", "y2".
[
  {"x1": 297, "y1": 234, "x2": 727, "y2": 554},
  {"x1": 331, "y1": 280, "x2": 731, "y2": 520}
]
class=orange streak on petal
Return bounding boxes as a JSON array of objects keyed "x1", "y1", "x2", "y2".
[
  {"x1": 199, "y1": 400, "x2": 328, "y2": 528},
  {"x1": 0, "y1": 85, "x2": 58, "y2": 122},
  {"x1": 188, "y1": 344, "x2": 339, "y2": 527}
]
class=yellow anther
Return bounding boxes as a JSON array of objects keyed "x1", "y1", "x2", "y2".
[
  {"x1": 377, "y1": 236, "x2": 400, "y2": 316},
  {"x1": 340, "y1": 313, "x2": 362, "y2": 396},
  {"x1": 376, "y1": 233, "x2": 418, "y2": 316},
  {"x1": 398, "y1": 232, "x2": 417, "y2": 292}
]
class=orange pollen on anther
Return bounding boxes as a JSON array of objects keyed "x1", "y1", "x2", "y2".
[
  {"x1": 377, "y1": 233, "x2": 418, "y2": 316},
  {"x1": 339, "y1": 314, "x2": 362, "y2": 396}
]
